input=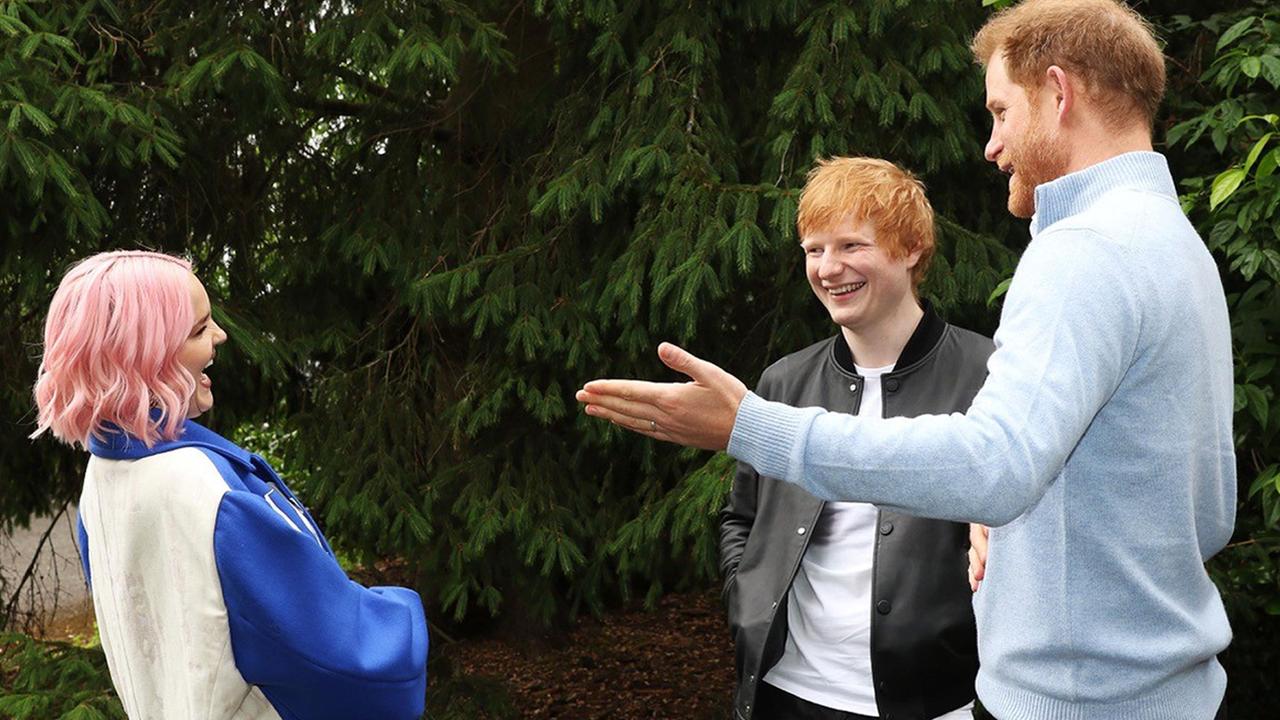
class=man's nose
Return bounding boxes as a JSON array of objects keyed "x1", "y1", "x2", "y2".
[
  {"x1": 818, "y1": 252, "x2": 842, "y2": 278},
  {"x1": 984, "y1": 132, "x2": 1002, "y2": 163}
]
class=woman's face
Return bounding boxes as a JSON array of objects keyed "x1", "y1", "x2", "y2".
[{"x1": 176, "y1": 273, "x2": 227, "y2": 418}]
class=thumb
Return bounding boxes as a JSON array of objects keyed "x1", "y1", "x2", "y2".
[{"x1": 658, "y1": 342, "x2": 712, "y2": 382}]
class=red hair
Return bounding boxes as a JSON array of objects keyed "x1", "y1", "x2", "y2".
[
  {"x1": 971, "y1": 0, "x2": 1166, "y2": 129},
  {"x1": 797, "y1": 157, "x2": 935, "y2": 287}
]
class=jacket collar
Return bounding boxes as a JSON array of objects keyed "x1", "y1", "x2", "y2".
[
  {"x1": 89, "y1": 416, "x2": 254, "y2": 470},
  {"x1": 832, "y1": 299, "x2": 946, "y2": 375},
  {"x1": 1030, "y1": 151, "x2": 1176, "y2": 236}
]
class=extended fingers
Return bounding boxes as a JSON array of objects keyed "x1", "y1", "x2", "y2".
[
  {"x1": 578, "y1": 400, "x2": 661, "y2": 438},
  {"x1": 579, "y1": 378, "x2": 669, "y2": 403},
  {"x1": 581, "y1": 378, "x2": 664, "y2": 398},
  {"x1": 576, "y1": 381, "x2": 665, "y2": 415}
]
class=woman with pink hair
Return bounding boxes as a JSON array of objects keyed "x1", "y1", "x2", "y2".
[{"x1": 32, "y1": 251, "x2": 428, "y2": 720}]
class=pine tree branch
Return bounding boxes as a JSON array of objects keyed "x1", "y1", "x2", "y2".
[
  {"x1": 292, "y1": 94, "x2": 370, "y2": 118},
  {"x1": 331, "y1": 66, "x2": 412, "y2": 106},
  {"x1": 289, "y1": 93, "x2": 458, "y2": 149}
]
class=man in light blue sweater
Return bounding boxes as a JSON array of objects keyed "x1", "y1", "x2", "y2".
[{"x1": 577, "y1": 1, "x2": 1235, "y2": 718}]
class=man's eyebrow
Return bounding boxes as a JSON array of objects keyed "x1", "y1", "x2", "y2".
[{"x1": 806, "y1": 235, "x2": 869, "y2": 245}]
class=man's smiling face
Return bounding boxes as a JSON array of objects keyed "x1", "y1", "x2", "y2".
[
  {"x1": 802, "y1": 216, "x2": 919, "y2": 334},
  {"x1": 983, "y1": 53, "x2": 1070, "y2": 219}
]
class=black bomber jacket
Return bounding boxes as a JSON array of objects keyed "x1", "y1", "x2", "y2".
[{"x1": 719, "y1": 305, "x2": 993, "y2": 720}]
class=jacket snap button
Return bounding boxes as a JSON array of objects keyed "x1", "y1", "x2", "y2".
[
  {"x1": 796, "y1": 526, "x2": 806, "y2": 535},
  {"x1": 771, "y1": 601, "x2": 778, "y2": 609},
  {"x1": 849, "y1": 383, "x2": 857, "y2": 392},
  {"x1": 876, "y1": 599, "x2": 892, "y2": 614},
  {"x1": 879, "y1": 521, "x2": 894, "y2": 535},
  {"x1": 885, "y1": 378, "x2": 900, "y2": 392}
]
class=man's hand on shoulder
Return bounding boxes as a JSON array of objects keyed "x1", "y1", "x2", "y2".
[{"x1": 576, "y1": 342, "x2": 748, "y2": 451}]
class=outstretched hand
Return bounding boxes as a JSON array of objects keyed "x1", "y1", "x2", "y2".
[{"x1": 575, "y1": 342, "x2": 748, "y2": 451}]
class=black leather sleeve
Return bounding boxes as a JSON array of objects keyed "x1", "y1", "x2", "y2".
[
  {"x1": 718, "y1": 459, "x2": 758, "y2": 637},
  {"x1": 718, "y1": 370, "x2": 778, "y2": 627},
  {"x1": 718, "y1": 459, "x2": 758, "y2": 597}
]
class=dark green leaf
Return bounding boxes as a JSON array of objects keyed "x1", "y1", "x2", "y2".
[{"x1": 1216, "y1": 17, "x2": 1255, "y2": 53}]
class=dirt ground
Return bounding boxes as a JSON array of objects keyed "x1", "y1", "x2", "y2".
[{"x1": 438, "y1": 590, "x2": 736, "y2": 719}]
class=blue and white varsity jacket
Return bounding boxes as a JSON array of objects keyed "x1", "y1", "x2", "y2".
[{"x1": 78, "y1": 420, "x2": 429, "y2": 720}]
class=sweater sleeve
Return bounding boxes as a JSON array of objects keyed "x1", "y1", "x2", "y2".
[
  {"x1": 212, "y1": 490, "x2": 429, "y2": 720},
  {"x1": 728, "y1": 227, "x2": 1141, "y2": 526}
]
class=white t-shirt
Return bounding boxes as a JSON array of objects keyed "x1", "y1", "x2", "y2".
[{"x1": 762, "y1": 362, "x2": 974, "y2": 720}]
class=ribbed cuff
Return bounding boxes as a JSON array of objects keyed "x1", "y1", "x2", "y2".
[{"x1": 727, "y1": 392, "x2": 810, "y2": 482}]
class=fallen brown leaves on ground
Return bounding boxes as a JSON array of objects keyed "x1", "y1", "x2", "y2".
[{"x1": 442, "y1": 590, "x2": 735, "y2": 719}]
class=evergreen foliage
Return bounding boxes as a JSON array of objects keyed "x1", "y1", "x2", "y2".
[
  {"x1": 0, "y1": 632, "x2": 122, "y2": 719},
  {"x1": 1, "y1": 3, "x2": 1277, "y2": 714},
  {"x1": 2, "y1": 0, "x2": 1014, "y2": 627},
  {"x1": 0, "y1": 0, "x2": 184, "y2": 527}
]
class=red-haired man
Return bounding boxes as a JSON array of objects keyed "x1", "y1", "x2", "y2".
[{"x1": 721, "y1": 157, "x2": 989, "y2": 720}]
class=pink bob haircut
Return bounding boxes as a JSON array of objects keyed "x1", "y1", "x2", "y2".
[{"x1": 31, "y1": 251, "x2": 198, "y2": 449}]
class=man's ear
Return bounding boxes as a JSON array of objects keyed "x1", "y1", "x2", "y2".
[
  {"x1": 904, "y1": 244, "x2": 924, "y2": 270},
  {"x1": 1045, "y1": 65, "x2": 1075, "y2": 123}
]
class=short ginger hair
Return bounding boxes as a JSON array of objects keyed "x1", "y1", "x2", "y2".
[
  {"x1": 32, "y1": 251, "x2": 198, "y2": 449},
  {"x1": 971, "y1": 0, "x2": 1166, "y2": 129},
  {"x1": 797, "y1": 156, "x2": 935, "y2": 287}
]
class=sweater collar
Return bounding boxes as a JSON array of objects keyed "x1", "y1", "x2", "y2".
[
  {"x1": 1030, "y1": 151, "x2": 1176, "y2": 236},
  {"x1": 89, "y1": 416, "x2": 253, "y2": 469},
  {"x1": 832, "y1": 299, "x2": 946, "y2": 375}
]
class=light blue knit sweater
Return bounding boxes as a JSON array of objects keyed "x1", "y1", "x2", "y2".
[{"x1": 728, "y1": 152, "x2": 1235, "y2": 720}]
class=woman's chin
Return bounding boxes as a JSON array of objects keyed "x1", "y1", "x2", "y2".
[{"x1": 187, "y1": 393, "x2": 213, "y2": 419}]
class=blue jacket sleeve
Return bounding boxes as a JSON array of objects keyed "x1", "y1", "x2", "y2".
[
  {"x1": 76, "y1": 512, "x2": 91, "y2": 588},
  {"x1": 213, "y1": 490, "x2": 428, "y2": 720}
]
